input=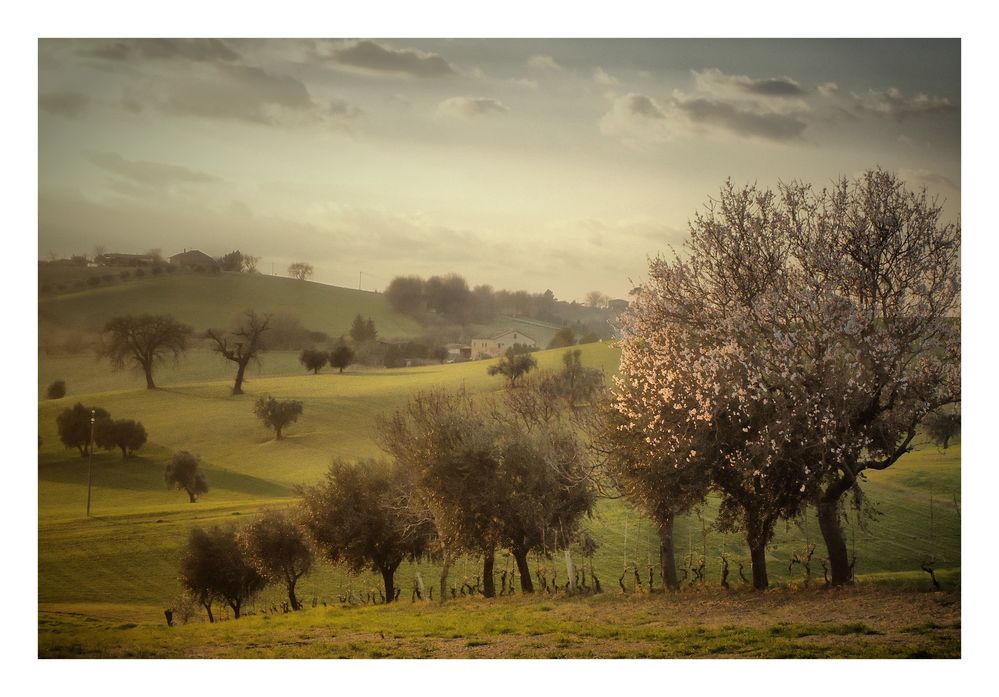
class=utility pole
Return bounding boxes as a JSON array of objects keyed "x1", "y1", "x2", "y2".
[
  {"x1": 86, "y1": 409, "x2": 95, "y2": 518},
  {"x1": 358, "y1": 271, "x2": 362, "y2": 290}
]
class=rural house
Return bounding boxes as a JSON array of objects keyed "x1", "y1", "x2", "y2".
[
  {"x1": 470, "y1": 329, "x2": 537, "y2": 360},
  {"x1": 169, "y1": 249, "x2": 218, "y2": 271}
]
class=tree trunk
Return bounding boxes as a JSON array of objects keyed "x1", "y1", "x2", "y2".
[
  {"x1": 203, "y1": 601, "x2": 214, "y2": 624},
  {"x1": 287, "y1": 575, "x2": 301, "y2": 611},
  {"x1": 439, "y1": 553, "x2": 451, "y2": 604},
  {"x1": 380, "y1": 564, "x2": 399, "y2": 603},
  {"x1": 564, "y1": 550, "x2": 576, "y2": 592},
  {"x1": 482, "y1": 549, "x2": 496, "y2": 598},
  {"x1": 339, "y1": 366, "x2": 344, "y2": 374},
  {"x1": 275, "y1": 426, "x2": 283, "y2": 440},
  {"x1": 186, "y1": 488, "x2": 197, "y2": 503},
  {"x1": 120, "y1": 445, "x2": 128, "y2": 460},
  {"x1": 512, "y1": 548, "x2": 534, "y2": 593},
  {"x1": 231, "y1": 601, "x2": 241, "y2": 619},
  {"x1": 818, "y1": 477, "x2": 854, "y2": 586},
  {"x1": 749, "y1": 541, "x2": 769, "y2": 590},
  {"x1": 658, "y1": 515, "x2": 679, "y2": 590},
  {"x1": 233, "y1": 361, "x2": 248, "y2": 395},
  {"x1": 144, "y1": 364, "x2": 156, "y2": 390}
]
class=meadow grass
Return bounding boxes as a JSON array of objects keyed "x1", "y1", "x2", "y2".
[
  {"x1": 38, "y1": 585, "x2": 961, "y2": 658},
  {"x1": 37, "y1": 340, "x2": 960, "y2": 656}
]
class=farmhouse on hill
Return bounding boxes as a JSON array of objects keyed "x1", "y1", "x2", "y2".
[
  {"x1": 169, "y1": 249, "x2": 218, "y2": 271},
  {"x1": 470, "y1": 329, "x2": 537, "y2": 360}
]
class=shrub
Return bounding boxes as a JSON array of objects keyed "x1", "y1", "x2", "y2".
[
  {"x1": 119, "y1": 270, "x2": 131, "y2": 281},
  {"x1": 86, "y1": 276, "x2": 101, "y2": 287},
  {"x1": 135, "y1": 268, "x2": 146, "y2": 278},
  {"x1": 46, "y1": 380, "x2": 66, "y2": 399}
]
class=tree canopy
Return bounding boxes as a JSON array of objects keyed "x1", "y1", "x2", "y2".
[
  {"x1": 205, "y1": 310, "x2": 271, "y2": 395},
  {"x1": 98, "y1": 314, "x2": 192, "y2": 389},
  {"x1": 487, "y1": 348, "x2": 537, "y2": 388},
  {"x1": 287, "y1": 262, "x2": 313, "y2": 280},
  {"x1": 180, "y1": 526, "x2": 266, "y2": 621},
  {"x1": 253, "y1": 395, "x2": 303, "y2": 440},
  {"x1": 165, "y1": 451, "x2": 208, "y2": 503},
  {"x1": 238, "y1": 510, "x2": 313, "y2": 611},
  {"x1": 300, "y1": 458, "x2": 433, "y2": 603},
  {"x1": 612, "y1": 169, "x2": 960, "y2": 588},
  {"x1": 56, "y1": 403, "x2": 110, "y2": 457}
]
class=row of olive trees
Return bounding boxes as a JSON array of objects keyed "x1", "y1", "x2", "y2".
[
  {"x1": 604, "y1": 169, "x2": 960, "y2": 590},
  {"x1": 56, "y1": 402, "x2": 147, "y2": 459},
  {"x1": 180, "y1": 510, "x2": 314, "y2": 621},
  {"x1": 177, "y1": 351, "x2": 606, "y2": 619}
]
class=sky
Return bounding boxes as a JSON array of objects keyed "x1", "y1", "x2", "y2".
[{"x1": 37, "y1": 38, "x2": 961, "y2": 300}]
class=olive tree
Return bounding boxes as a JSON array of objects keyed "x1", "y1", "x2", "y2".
[
  {"x1": 253, "y1": 395, "x2": 303, "y2": 440},
  {"x1": 180, "y1": 526, "x2": 266, "y2": 621},
  {"x1": 329, "y1": 345, "x2": 355, "y2": 373},
  {"x1": 238, "y1": 509, "x2": 313, "y2": 611},
  {"x1": 165, "y1": 450, "x2": 208, "y2": 502},
  {"x1": 299, "y1": 349, "x2": 328, "y2": 374},
  {"x1": 95, "y1": 418, "x2": 147, "y2": 459},
  {"x1": 299, "y1": 458, "x2": 432, "y2": 603},
  {"x1": 56, "y1": 403, "x2": 110, "y2": 456},
  {"x1": 487, "y1": 348, "x2": 537, "y2": 388}
]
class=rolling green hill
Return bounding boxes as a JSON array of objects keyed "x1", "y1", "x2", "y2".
[
  {"x1": 38, "y1": 341, "x2": 960, "y2": 631},
  {"x1": 38, "y1": 271, "x2": 425, "y2": 339}
]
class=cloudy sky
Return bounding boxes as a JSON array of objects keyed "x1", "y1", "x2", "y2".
[{"x1": 38, "y1": 38, "x2": 960, "y2": 300}]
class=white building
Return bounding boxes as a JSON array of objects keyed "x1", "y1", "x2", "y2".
[{"x1": 470, "y1": 330, "x2": 537, "y2": 360}]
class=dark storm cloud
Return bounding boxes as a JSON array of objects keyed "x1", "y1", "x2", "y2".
[
  {"x1": 742, "y1": 77, "x2": 805, "y2": 97},
  {"x1": 81, "y1": 38, "x2": 241, "y2": 63},
  {"x1": 624, "y1": 93, "x2": 666, "y2": 119},
  {"x1": 83, "y1": 151, "x2": 220, "y2": 187},
  {"x1": 39, "y1": 91, "x2": 91, "y2": 118},
  {"x1": 161, "y1": 64, "x2": 315, "y2": 124},
  {"x1": 675, "y1": 97, "x2": 807, "y2": 143},
  {"x1": 326, "y1": 40, "x2": 455, "y2": 78},
  {"x1": 437, "y1": 96, "x2": 508, "y2": 117},
  {"x1": 853, "y1": 87, "x2": 957, "y2": 121}
]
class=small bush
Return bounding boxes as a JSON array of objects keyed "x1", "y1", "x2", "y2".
[
  {"x1": 46, "y1": 380, "x2": 66, "y2": 399},
  {"x1": 119, "y1": 271, "x2": 131, "y2": 281},
  {"x1": 152, "y1": 265, "x2": 163, "y2": 275},
  {"x1": 102, "y1": 274, "x2": 115, "y2": 283},
  {"x1": 135, "y1": 268, "x2": 146, "y2": 278},
  {"x1": 166, "y1": 265, "x2": 177, "y2": 274},
  {"x1": 86, "y1": 276, "x2": 101, "y2": 287}
]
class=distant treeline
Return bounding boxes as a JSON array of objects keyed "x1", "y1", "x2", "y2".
[{"x1": 385, "y1": 273, "x2": 620, "y2": 329}]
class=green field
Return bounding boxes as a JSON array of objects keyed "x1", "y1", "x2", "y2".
[
  {"x1": 37, "y1": 302, "x2": 961, "y2": 657},
  {"x1": 39, "y1": 271, "x2": 424, "y2": 339}
]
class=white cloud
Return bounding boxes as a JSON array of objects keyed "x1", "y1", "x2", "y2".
[
  {"x1": 593, "y1": 67, "x2": 619, "y2": 86},
  {"x1": 526, "y1": 54, "x2": 561, "y2": 71}
]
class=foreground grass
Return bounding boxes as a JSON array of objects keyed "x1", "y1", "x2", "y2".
[{"x1": 38, "y1": 585, "x2": 960, "y2": 658}]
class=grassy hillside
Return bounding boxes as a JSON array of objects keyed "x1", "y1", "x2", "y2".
[
  {"x1": 38, "y1": 341, "x2": 959, "y2": 640},
  {"x1": 38, "y1": 272, "x2": 425, "y2": 338}
]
